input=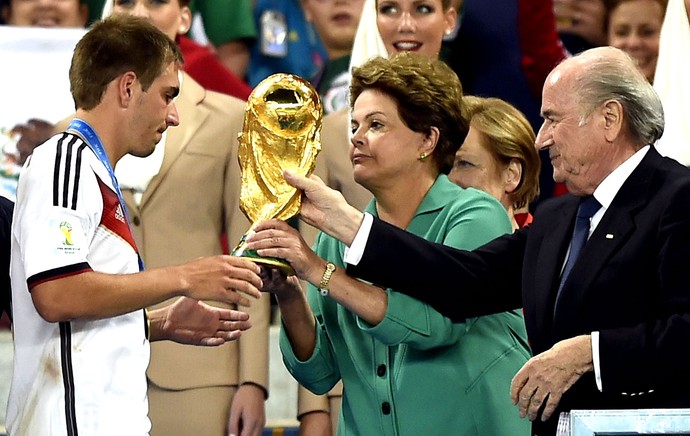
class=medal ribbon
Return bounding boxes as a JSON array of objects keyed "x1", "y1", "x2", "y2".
[{"x1": 67, "y1": 118, "x2": 145, "y2": 271}]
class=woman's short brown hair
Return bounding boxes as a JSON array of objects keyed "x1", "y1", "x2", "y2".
[{"x1": 350, "y1": 52, "x2": 469, "y2": 174}]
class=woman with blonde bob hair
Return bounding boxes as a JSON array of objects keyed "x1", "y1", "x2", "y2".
[{"x1": 450, "y1": 96, "x2": 541, "y2": 230}]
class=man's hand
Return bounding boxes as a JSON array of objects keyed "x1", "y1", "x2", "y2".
[
  {"x1": 283, "y1": 170, "x2": 363, "y2": 246},
  {"x1": 510, "y1": 335, "x2": 593, "y2": 422},
  {"x1": 228, "y1": 383, "x2": 266, "y2": 436},
  {"x1": 177, "y1": 255, "x2": 263, "y2": 306},
  {"x1": 148, "y1": 297, "x2": 251, "y2": 345}
]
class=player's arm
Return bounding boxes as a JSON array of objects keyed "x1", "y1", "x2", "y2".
[{"x1": 31, "y1": 255, "x2": 262, "y2": 323}]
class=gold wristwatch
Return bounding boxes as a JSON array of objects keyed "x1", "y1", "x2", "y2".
[{"x1": 319, "y1": 262, "x2": 336, "y2": 296}]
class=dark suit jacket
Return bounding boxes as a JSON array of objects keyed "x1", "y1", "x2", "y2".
[{"x1": 348, "y1": 147, "x2": 690, "y2": 435}]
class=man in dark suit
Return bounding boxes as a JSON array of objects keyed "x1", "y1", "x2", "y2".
[{"x1": 247, "y1": 46, "x2": 690, "y2": 435}]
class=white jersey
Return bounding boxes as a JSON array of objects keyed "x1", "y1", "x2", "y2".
[{"x1": 7, "y1": 131, "x2": 151, "y2": 436}]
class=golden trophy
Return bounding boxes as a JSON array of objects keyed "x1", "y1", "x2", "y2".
[{"x1": 231, "y1": 73, "x2": 323, "y2": 275}]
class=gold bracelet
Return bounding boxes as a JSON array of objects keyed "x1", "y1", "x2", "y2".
[
  {"x1": 319, "y1": 262, "x2": 336, "y2": 297},
  {"x1": 144, "y1": 308, "x2": 151, "y2": 341}
]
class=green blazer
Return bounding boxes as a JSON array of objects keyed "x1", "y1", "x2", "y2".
[{"x1": 281, "y1": 175, "x2": 531, "y2": 435}]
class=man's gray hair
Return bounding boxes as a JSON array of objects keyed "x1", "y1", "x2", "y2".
[{"x1": 575, "y1": 52, "x2": 664, "y2": 148}]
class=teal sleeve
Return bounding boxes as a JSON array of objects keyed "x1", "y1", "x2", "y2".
[
  {"x1": 442, "y1": 189, "x2": 513, "y2": 252},
  {"x1": 356, "y1": 291, "x2": 464, "y2": 349},
  {"x1": 190, "y1": 0, "x2": 257, "y2": 45},
  {"x1": 356, "y1": 187, "x2": 512, "y2": 349},
  {"x1": 278, "y1": 289, "x2": 341, "y2": 395}
]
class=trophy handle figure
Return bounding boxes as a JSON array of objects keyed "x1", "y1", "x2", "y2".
[{"x1": 232, "y1": 73, "x2": 323, "y2": 274}]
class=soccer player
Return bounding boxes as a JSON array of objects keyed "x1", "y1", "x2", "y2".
[{"x1": 6, "y1": 15, "x2": 262, "y2": 435}]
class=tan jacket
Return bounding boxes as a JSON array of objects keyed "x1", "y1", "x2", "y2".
[{"x1": 123, "y1": 74, "x2": 270, "y2": 392}]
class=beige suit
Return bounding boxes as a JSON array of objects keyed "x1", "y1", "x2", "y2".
[
  {"x1": 298, "y1": 109, "x2": 370, "y2": 429},
  {"x1": 122, "y1": 73, "x2": 270, "y2": 435}
]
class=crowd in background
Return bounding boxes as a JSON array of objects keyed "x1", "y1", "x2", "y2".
[{"x1": 0, "y1": 0, "x2": 689, "y2": 435}]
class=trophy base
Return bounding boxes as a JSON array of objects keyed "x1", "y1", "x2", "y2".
[{"x1": 232, "y1": 235, "x2": 295, "y2": 276}]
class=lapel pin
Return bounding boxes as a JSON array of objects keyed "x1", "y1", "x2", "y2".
[{"x1": 606, "y1": 234, "x2": 614, "y2": 239}]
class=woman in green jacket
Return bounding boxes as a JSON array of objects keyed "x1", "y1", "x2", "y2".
[{"x1": 251, "y1": 52, "x2": 531, "y2": 436}]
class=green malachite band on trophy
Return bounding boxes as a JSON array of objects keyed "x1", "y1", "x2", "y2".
[{"x1": 232, "y1": 233, "x2": 295, "y2": 276}]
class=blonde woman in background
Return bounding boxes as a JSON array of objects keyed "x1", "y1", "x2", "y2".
[{"x1": 449, "y1": 96, "x2": 541, "y2": 231}]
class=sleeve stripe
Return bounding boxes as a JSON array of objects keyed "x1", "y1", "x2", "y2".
[
  {"x1": 71, "y1": 144, "x2": 87, "y2": 211},
  {"x1": 61, "y1": 137, "x2": 72, "y2": 208},
  {"x1": 52, "y1": 133, "x2": 67, "y2": 207},
  {"x1": 27, "y1": 262, "x2": 92, "y2": 290},
  {"x1": 52, "y1": 134, "x2": 86, "y2": 210},
  {"x1": 59, "y1": 321, "x2": 79, "y2": 435},
  {"x1": 61, "y1": 136, "x2": 78, "y2": 209}
]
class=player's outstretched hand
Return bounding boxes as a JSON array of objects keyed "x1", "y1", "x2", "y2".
[
  {"x1": 178, "y1": 255, "x2": 262, "y2": 307},
  {"x1": 148, "y1": 296, "x2": 252, "y2": 345}
]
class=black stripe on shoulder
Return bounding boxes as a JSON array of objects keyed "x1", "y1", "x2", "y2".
[
  {"x1": 52, "y1": 133, "x2": 68, "y2": 207},
  {"x1": 51, "y1": 134, "x2": 86, "y2": 210},
  {"x1": 71, "y1": 144, "x2": 88, "y2": 210},
  {"x1": 59, "y1": 322, "x2": 79, "y2": 435},
  {"x1": 61, "y1": 136, "x2": 78, "y2": 209},
  {"x1": 27, "y1": 262, "x2": 92, "y2": 290}
]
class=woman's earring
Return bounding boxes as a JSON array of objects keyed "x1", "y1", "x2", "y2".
[{"x1": 419, "y1": 152, "x2": 428, "y2": 160}]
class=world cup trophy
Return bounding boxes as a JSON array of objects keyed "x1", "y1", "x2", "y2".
[{"x1": 231, "y1": 73, "x2": 323, "y2": 275}]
